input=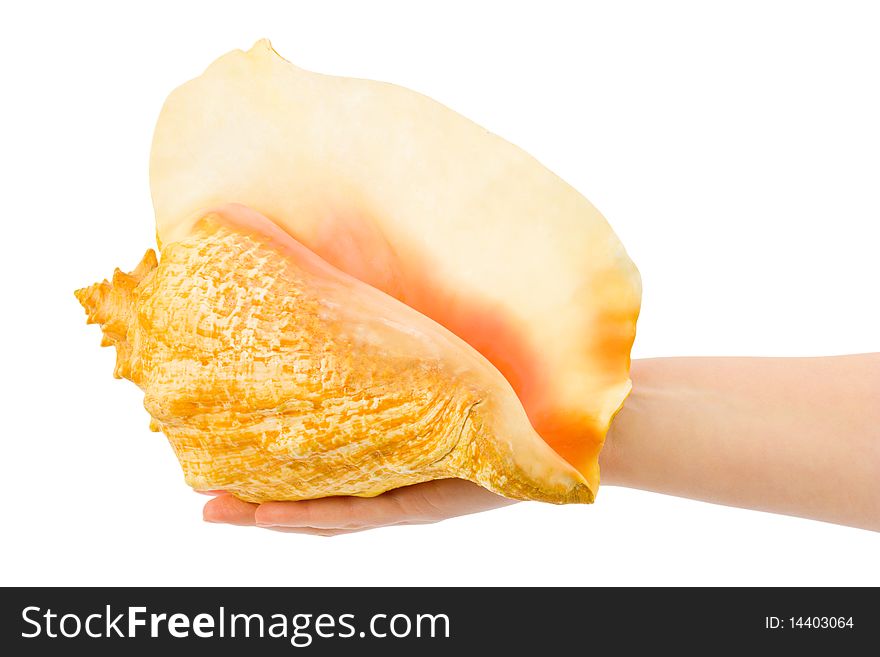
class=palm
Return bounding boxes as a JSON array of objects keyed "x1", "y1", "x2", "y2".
[{"x1": 202, "y1": 478, "x2": 516, "y2": 536}]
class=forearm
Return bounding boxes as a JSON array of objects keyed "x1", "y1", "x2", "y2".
[{"x1": 600, "y1": 355, "x2": 880, "y2": 531}]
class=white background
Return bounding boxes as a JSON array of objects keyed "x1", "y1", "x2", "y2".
[{"x1": 1, "y1": 1, "x2": 878, "y2": 586}]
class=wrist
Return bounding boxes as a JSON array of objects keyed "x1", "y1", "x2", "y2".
[
  {"x1": 597, "y1": 358, "x2": 654, "y2": 489},
  {"x1": 599, "y1": 406, "x2": 624, "y2": 486}
]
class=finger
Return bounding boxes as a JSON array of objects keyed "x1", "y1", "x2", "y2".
[
  {"x1": 255, "y1": 494, "x2": 407, "y2": 530},
  {"x1": 203, "y1": 493, "x2": 258, "y2": 526},
  {"x1": 262, "y1": 526, "x2": 370, "y2": 537}
]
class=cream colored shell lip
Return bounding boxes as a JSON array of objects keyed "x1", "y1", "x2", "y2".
[
  {"x1": 149, "y1": 40, "x2": 642, "y2": 493},
  {"x1": 76, "y1": 204, "x2": 593, "y2": 504}
]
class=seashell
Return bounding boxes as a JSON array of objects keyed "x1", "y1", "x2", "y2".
[
  {"x1": 78, "y1": 41, "x2": 640, "y2": 504},
  {"x1": 76, "y1": 205, "x2": 593, "y2": 503}
]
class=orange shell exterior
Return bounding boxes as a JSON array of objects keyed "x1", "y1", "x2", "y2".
[{"x1": 76, "y1": 208, "x2": 593, "y2": 504}]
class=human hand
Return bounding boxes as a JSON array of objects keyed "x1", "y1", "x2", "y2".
[{"x1": 201, "y1": 478, "x2": 517, "y2": 536}]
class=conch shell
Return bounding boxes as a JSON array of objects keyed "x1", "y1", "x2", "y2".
[
  {"x1": 76, "y1": 205, "x2": 592, "y2": 503},
  {"x1": 77, "y1": 41, "x2": 641, "y2": 504}
]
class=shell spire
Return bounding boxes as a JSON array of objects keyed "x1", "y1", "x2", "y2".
[{"x1": 75, "y1": 250, "x2": 158, "y2": 381}]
